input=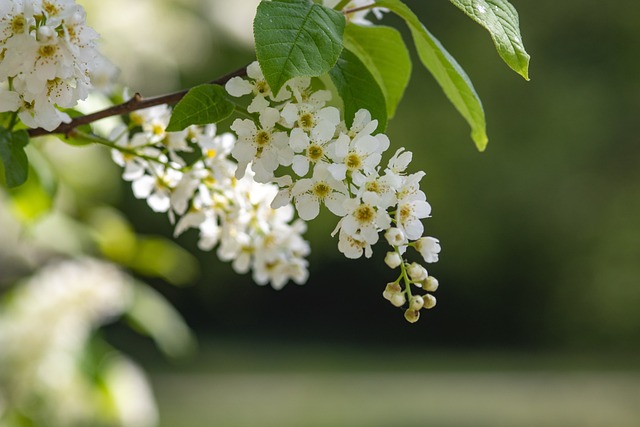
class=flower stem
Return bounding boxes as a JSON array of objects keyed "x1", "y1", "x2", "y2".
[
  {"x1": 343, "y1": 3, "x2": 377, "y2": 15},
  {"x1": 69, "y1": 129, "x2": 179, "y2": 170},
  {"x1": 7, "y1": 111, "x2": 18, "y2": 131}
]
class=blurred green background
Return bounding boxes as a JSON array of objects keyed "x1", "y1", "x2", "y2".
[{"x1": 18, "y1": 0, "x2": 640, "y2": 425}]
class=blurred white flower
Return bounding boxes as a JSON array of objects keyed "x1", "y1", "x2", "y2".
[{"x1": 0, "y1": 257, "x2": 158, "y2": 427}]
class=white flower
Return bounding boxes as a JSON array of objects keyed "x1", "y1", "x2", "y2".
[
  {"x1": 415, "y1": 237, "x2": 441, "y2": 263},
  {"x1": 327, "y1": 111, "x2": 389, "y2": 183},
  {"x1": 355, "y1": 169, "x2": 401, "y2": 210},
  {"x1": 0, "y1": 89, "x2": 20, "y2": 112},
  {"x1": 336, "y1": 228, "x2": 373, "y2": 259},
  {"x1": 281, "y1": 102, "x2": 340, "y2": 133},
  {"x1": 332, "y1": 197, "x2": 391, "y2": 249},
  {"x1": 386, "y1": 147, "x2": 413, "y2": 176},
  {"x1": 286, "y1": 77, "x2": 332, "y2": 108},
  {"x1": 110, "y1": 126, "x2": 158, "y2": 182},
  {"x1": 292, "y1": 163, "x2": 349, "y2": 220},
  {"x1": 231, "y1": 107, "x2": 293, "y2": 183},
  {"x1": 225, "y1": 61, "x2": 290, "y2": 113},
  {"x1": 395, "y1": 172, "x2": 431, "y2": 241},
  {"x1": 0, "y1": 0, "x2": 101, "y2": 130},
  {"x1": 271, "y1": 175, "x2": 294, "y2": 209},
  {"x1": 131, "y1": 163, "x2": 183, "y2": 213},
  {"x1": 288, "y1": 114, "x2": 338, "y2": 177}
]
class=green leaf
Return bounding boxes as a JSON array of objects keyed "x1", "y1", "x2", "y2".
[
  {"x1": 126, "y1": 283, "x2": 197, "y2": 359},
  {"x1": 329, "y1": 49, "x2": 387, "y2": 132},
  {"x1": 166, "y1": 84, "x2": 234, "y2": 132},
  {"x1": 343, "y1": 24, "x2": 412, "y2": 119},
  {"x1": 0, "y1": 128, "x2": 30, "y2": 187},
  {"x1": 254, "y1": 0, "x2": 345, "y2": 95},
  {"x1": 6, "y1": 148, "x2": 56, "y2": 223},
  {"x1": 376, "y1": 0, "x2": 488, "y2": 151},
  {"x1": 449, "y1": 0, "x2": 530, "y2": 80}
]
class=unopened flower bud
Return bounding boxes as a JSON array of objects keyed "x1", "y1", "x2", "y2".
[
  {"x1": 385, "y1": 227, "x2": 407, "y2": 246},
  {"x1": 390, "y1": 292, "x2": 406, "y2": 308},
  {"x1": 422, "y1": 294, "x2": 437, "y2": 309},
  {"x1": 404, "y1": 309, "x2": 420, "y2": 323},
  {"x1": 383, "y1": 282, "x2": 401, "y2": 301},
  {"x1": 37, "y1": 26, "x2": 55, "y2": 43},
  {"x1": 423, "y1": 276, "x2": 439, "y2": 292},
  {"x1": 384, "y1": 251, "x2": 402, "y2": 269},
  {"x1": 407, "y1": 262, "x2": 427, "y2": 282},
  {"x1": 409, "y1": 295, "x2": 424, "y2": 311}
]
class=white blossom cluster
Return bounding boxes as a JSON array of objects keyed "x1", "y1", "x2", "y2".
[
  {"x1": 110, "y1": 104, "x2": 310, "y2": 290},
  {"x1": 225, "y1": 61, "x2": 441, "y2": 321},
  {"x1": 0, "y1": 258, "x2": 157, "y2": 427},
  {"x1": 0, "y1": 0, "x2": 103, "y2": 131}
]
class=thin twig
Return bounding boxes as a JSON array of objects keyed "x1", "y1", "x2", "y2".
[
  {"x1": 27, "y1": 66, "x2": 248, "y2": 138},
  {"x1": 342, "y1": 4, "x2": 377, "y2": 15}
]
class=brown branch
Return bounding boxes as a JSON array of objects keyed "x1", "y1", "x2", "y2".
[
  {"x1": 27, "y1": 66, "x2": 248, "y2": 138},
  {"x1": 342, "y1": 4, "x2": 376, "y2": 15}
]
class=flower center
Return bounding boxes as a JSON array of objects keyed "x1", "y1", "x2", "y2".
[
  {"x1": 38, "y1": 44, "x2": 57, "y2": 58},
  {"x1": 365, "y1": 181, "x2": 380, "y2": 193},
  {"x1": 255, "y1": 130, "x2": 271, "y2": 146},
  {"x1": 354, "y1": 204, "x2": 375, "y2": 224},
  {"x1": 306, "y1": 144, "x2": 324, "y2": 162},
  {"x1": 152, "y1": 123, "x2": 165, "y2": 136},
  {"x1": 345, "y1": 152, "x2": 362, "y2": 171},
  {"x1": 43, "y1": 2, "x2": 61, "y2": 16},
  {"x1": 298, "y1": 113, "x2": 314, "y2": 131},
  {"x1": 312, "y1": 181, "x2": 331, "y2": 198},
  {"x1": 11, "y1": 16, "x2": 26, "y2": 34},
  {"x1": 255, "y1": 80, "x2": 270, "y2": 95},
  {"x1": 399, "y1": 204, "x2": 413, "y2": 222}
]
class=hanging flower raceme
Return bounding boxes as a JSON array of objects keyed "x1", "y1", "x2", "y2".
[{"x1": 224, "y1": 61, "x2": 442, "y2": 322}]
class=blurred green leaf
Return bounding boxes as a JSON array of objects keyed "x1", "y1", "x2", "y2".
[
  {"x1": 133, "y1": 236, "x2": 199, "y2": 286},
  {"x1": 343, "y1": 24, "x2": 412, "y2": 119},
  {"x1": 329, "y1": 49, "x2": 387, "y2": 131},
  {"x1": 449, "y1": 0, "x2": 530, "y2": 80},
  {"x1": 126, "y1": 282, "x2": 197, "y2": 359},
  {"x1": 89, "y1": 208, "x2": 199, "y2": 286},
  {"x1": 0, "y1": 128, "x2": 30, "y2": 187},
  {"x1": 254, "y1": 0, "x2": 345, "y2": 95},
  {"x1": 6, "y1": 148, "x2": 57, "y2": 223},
  {"x1": 166, "y1": 84, "x2": 234, "y2": 132},
  {"x1": 376, "y1": 0, "x2": 488, "y2": 151}
]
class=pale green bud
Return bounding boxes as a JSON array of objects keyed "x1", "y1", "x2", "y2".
[
  {"x1": 383, "y1": 282, "x2": 401, "y2": 301},
  {"x1": 409, "y1": 295, "x2": 424, "y2": 311},
  {"x1": 390, "y1": 293, "x2": 406, "y2": 308},
  {"x1": 423, "y1": 276, "x2": 439, "y2": 292},
  {"x1": 404, "y1": 309, "x2": 420, "y2": 323},
  {"x1": 422, "y1": 294, "x2": 437, "y2": 310},
  {"x1": 407, "y1": 262, "x2": 427, "y2": 282},
  {"x1": 384, "y1": 251, "x2": 402, "y2": 269}
]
